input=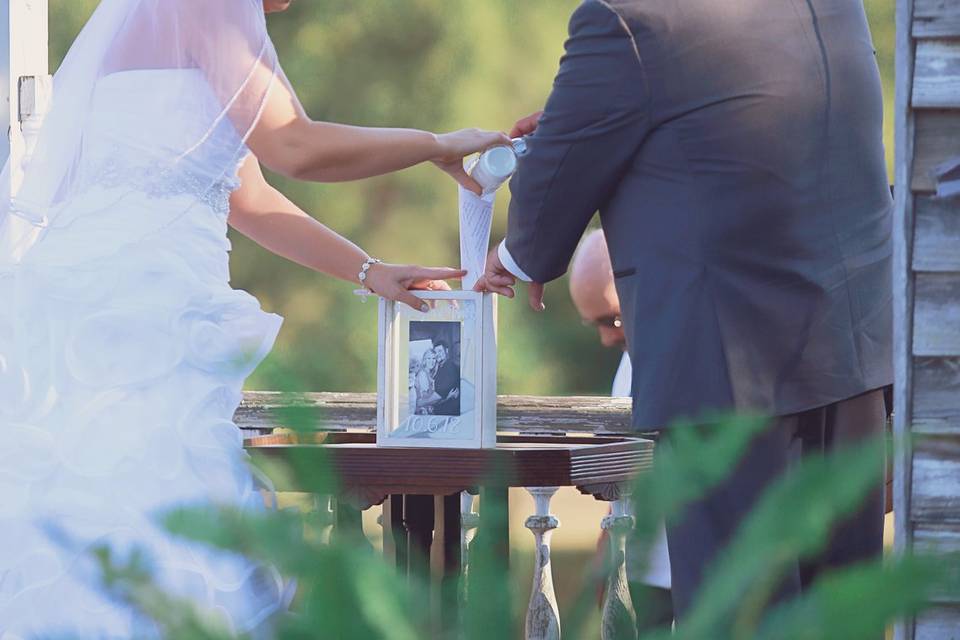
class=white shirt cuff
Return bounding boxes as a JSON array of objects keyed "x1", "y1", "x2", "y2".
[{"x1": 498, "y1": 239, "x2": 533, "y2": 282}]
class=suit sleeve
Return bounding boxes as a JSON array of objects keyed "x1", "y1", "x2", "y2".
[{"x1": 504, "y1": 0, "x2": 650, "y2": 283}]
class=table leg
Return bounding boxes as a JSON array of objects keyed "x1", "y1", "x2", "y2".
[
  {"x1": 478, "y1": 486, "x2": 510, "y2": 566},
  {"x1": 382, "y1": 495, "x2": 407, "y2": 571},
  {"x1": 404, "y1": 494, "x2": 434, "y2": 585},
  {"x1": 434, "y1": 493, "x2": 463, "y2": 634},
  {"x1": 332, "y1": 500, "x2": 373, "y2": 552},
  {"x1": 463, "y1": 486, "x2": 512, "y2": 637}
]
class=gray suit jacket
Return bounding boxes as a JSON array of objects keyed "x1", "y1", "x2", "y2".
[{"x1": 505, "y1": 0, "x2": 893, "y2": 429}]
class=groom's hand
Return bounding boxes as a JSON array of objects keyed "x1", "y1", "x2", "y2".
[
  {"x1": 509, "y1": 111, "x2": 543, "y2": 138},
  {"x1": 474, "y1": 247, "x2": 546, "y2": 312},
  {"x1": 474, "y1": 247, "x2": 516, "y2": 297}
]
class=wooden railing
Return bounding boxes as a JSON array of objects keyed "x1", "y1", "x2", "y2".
[
  {"x1": 238, "y1": 391, "x2": 635, "y2": 438},
  {"x1": 239, "y1": 392, "x2": 650, "y2": 640}
]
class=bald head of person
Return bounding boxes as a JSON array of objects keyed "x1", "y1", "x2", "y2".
[{"x1": 569, "y1": 229, "x2": 626, "y2": 350}]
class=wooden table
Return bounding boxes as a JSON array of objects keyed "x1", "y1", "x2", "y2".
[{"x1": 245, "y1": 428, "x2": 653, "y2": 639}]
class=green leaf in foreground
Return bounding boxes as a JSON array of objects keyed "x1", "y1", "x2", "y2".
[
  {"x1": 753, "y1": 554, "x2": 960, "y2": 640},
  {"x1": 678, "y1": 437, "x2": 886, "y2": 638}
]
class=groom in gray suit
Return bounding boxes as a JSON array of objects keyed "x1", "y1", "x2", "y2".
[{"x1": 478, "y1": 0, "x2": 892, "y2": 619}]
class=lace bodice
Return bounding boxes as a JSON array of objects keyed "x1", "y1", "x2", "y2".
[{"x1": 77, "y1": 69, "x2": 247, "y2": 216}]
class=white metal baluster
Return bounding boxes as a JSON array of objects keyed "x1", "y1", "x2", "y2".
[
  {"x1": 314, "y1": 494, "x2": 335, "y2": 545},
  {"x1": 461, "y1": 492, "x2": 480, "y2": 566},
  {"x1": 601, "y1": 493, "x2": 637, "y2": 640},
  {"x1": 524, "y1": 486, "x2": 560, "y2": 640},
  {"x1": 459, "y1": 491, "x2": 480, "y2": 608}
]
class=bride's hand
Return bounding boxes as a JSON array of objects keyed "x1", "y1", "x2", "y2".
[
  {"x1": 432, "y1": 129, "x2": 511, "y2": 195},
  {"x1": 364, "y1": 263, "x2": 467, "y2": 311}
]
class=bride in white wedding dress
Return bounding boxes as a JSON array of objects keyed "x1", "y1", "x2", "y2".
[{"x1": 0, "y1": 0, "x2": 506, "y2": 637}]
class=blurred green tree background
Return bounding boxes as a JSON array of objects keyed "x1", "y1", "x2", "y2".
[{"x1": 50, "y1": 0, "x2": 896, "y2": 396}]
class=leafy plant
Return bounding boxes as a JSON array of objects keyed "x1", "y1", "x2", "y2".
[{"x1": 78, "y1": 414, "x2": 957, "y2": 640}]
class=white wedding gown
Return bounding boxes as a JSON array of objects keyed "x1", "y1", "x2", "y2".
[{"x1": 0, "y1": 69, "x2": 289, "y2": 638}]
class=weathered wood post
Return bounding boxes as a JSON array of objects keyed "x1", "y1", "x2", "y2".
[
  {"x1": 1, "y1": 1, "x2": 8, "y2": 165},
  {"x1": 893, "y1": 0, "x2": 960, "y2": 637}
]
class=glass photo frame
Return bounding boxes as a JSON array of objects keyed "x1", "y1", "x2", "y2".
[{"x1": 377, "y1": 291, "x2": 496, "y2": 448}]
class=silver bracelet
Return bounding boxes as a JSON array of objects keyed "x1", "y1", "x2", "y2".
[{"x1": 358, "y1": 257, "x2": 383, "y2": 292}]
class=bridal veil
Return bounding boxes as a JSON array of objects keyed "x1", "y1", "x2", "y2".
[{"x1": 0, "y1": 0, "x2": 280, "y2": 264}]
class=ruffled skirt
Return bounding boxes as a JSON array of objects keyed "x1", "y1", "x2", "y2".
[{"x1": 0, "y1": 187, "x2": 288, "y2": 638}]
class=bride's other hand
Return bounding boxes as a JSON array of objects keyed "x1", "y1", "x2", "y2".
[
  {"x1": 432, "y1": 129, "x2": 511, "y2": 195},
  {"x1": 365, "y1": 263, "x2": 466, "y2": 311}
]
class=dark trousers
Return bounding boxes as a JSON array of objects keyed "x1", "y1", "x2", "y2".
[
  {"x1": 628, "y1": 583, "x2": 674, "y2": 633},
  {"x1": 664, "y1": 388, "x2": 887, "y2": 620}
]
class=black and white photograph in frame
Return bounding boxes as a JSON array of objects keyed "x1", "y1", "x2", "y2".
[{"x1": 408, "y1": 321, "x2": 461, "y2": 417}]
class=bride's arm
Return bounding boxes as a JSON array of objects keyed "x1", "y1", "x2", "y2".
[
  {"x1": 185, "y1": 2, "x2": 506, "y2": 193},
  {"x1": 228, "y1": 155, "x2": 464, "y2": 310},
  {"x1": 245, "y1": 71, "x2": 508, "y2": 192}
]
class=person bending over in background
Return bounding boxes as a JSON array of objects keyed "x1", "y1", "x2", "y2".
[{"x1": 570, "y1": 229, "x2": 673, "y2": 632}]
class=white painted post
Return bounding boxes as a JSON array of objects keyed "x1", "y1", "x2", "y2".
[
  {"x1": 1, "y1": 0, "x2": 50, "y2": 261},
  {"x1": 524, "y1": 486, "x2": 560, "y2": 640},
  {"x1": 2, "y1": 0, "x2": 50, "y2": 194},
  {"x1": 600, "y1": 494, "x2": 637, "y2": 640},
  {"x1": 0, "y1": 2, "x2": 9, "y2": 166}
]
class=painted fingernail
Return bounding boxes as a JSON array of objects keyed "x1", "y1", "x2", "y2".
[{"x1": 420, "y1": 303, "x2": 430, "y2": 312}]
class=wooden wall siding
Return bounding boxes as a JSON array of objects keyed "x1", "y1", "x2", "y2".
[
  {"x1": 913, "y1": 357, "x2": 960, "y2": 435},
  {"x1": 914, "y1": 522, "x2": 960, "y2": 554},
  {"x1": 915, "y1": 524, "x2": 960, "y2": 608},
  {"x1": 897, "y1": 0, "x2": 960, "y2": 636},
  {"x1": 913, "y1": 274, "x2": 960, "y2": 355},
  {"x1": 913, "y1": 196, "x2": 960, "y2": 272},
  {"x1": 913, "y1": 0, "x2": 960, "y2": 38},
  {"x1": 911, "y1": 111, "x2": 960, "y2": 193},
  {"x1": 912, "y1": 436, "x2": 960, "y2": 523},
  {"x1": 915, "y1": 607, "x2": 960, "y2": 639},
  {"x1": 913, "y1": 40, "x2": 960, "y2": 107}
]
